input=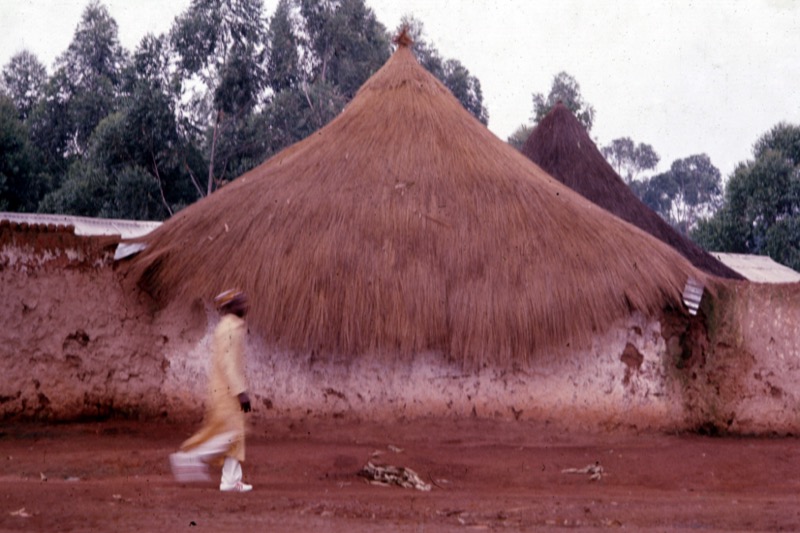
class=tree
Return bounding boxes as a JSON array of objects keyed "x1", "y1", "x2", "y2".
[
  {"x1": 27, "y1": 69, "x2": 75, "y2": 179},
  {"x1": 400, "y1": 16, "x2": 488, "y2": 125},
  {"x1": 693, "y1": 123, "x2": 800, "y2": 269},
  {"x1": 40, "y1": 31, "x2": 208, "y2": 220},
  {"x1": 438, "y1": 58, "x2": 488, "y2": 125},
  {"x1": 121, "y1": 33, "x2": 202, "y2": 214},
  {"x1": 38, "y1": 158, "x2": 109, "y2": 216},
  {"x1": 601, "y1": 137, "x2": 660, "y2": 184},
  {"x1": 635, "y1": 154, "x2": 722, "y2": 234},
  {"x1": 170, "y1": 0, "x2": 269, "y2": 194},
  {"x1": 1, "y1": 50, "x2": 48, "y2": 121},
  {"x1": 261, "y1": 79, "x2": 347, "y2": 150},
  {"x1": 25, "y1": 0, "x2": 127, "y2": 190},
  {"x1": 251, "y1": 0, "x2": 395, "y2": 160},
  {"x1": 753, "y1": 121, "x2": 800, "y2": 165},
  {"x1": 266, "y1": 0, "x2": 301, "y2": 92},
  {"x1": 0, "y1": 95, "x2": 47, "y2": 211},
  {"x1": 532, "y1": 72, "x2": 595, "y2": 132},
  {"x1": 55, "y1": 0, "x2": 128, "y2": 155},
  {"x1": 507, "y1": 124, "x2": 533, "y2": 151},
  {"x1": 298, "y1": 0, "x2": 390, "y2": 99},
  {"x1": 400, "y1": 16, "x2": 441, "y2": 73},
  {"x1": 106, "y1": 166, "x2": 164, "y2": 220},
  {"x1": 39, "y1": 112, "x2": 166, "y2": 219}
]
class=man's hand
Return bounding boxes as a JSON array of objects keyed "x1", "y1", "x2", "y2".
[{"x1": 238, "y1": 392, "x2": 252, "y2": 413}]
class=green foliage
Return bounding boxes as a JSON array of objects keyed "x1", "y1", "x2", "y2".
[
  {"x1": 40, "y1": 105, "x2": 175, "y2": 220},
  {"x1": 1, "y1": 50, "x2": 48, "y2": 121},
  {"x1": 69, "y1": 74, "x2": 119, "y2": 150},
  {"x1": 253, "y1": 0, "x2": 392, "y2": 158},
  {"x1": 170, "y1": 0, "x2": 269, "y2": 194},
  {"x1": 121, "y1": 34, "x2": 202, "y2": 212},
  {"x1": 55, "y1": 0, "x2": 128, "y2": 153},
  {"x1": 61, "y1": 1, "x2": 126, "y2": 84},
  {"x1": 693, "y1": 123, "x2": 800, "y2": 270},
  {"x1": 509, "y1": 70, "x2": 594, "y2": 148},
  {"x1": 601, "y1": 137, "x2": 660, "y2": 183},
  {"x1": 507, "y1": 124, "x2": 533, "y2": 151},
  {"x1": 264, "y1": 80, "x2": 347, "y2": 146},
  {"x1": 0, "y1": 95, "x2": 47, "y2": 211},
  {"x1": 634, "y1": 154, "x2": 722, "y2": 234},
  {"x1": 40, "y1": 31, "x2": 204, "y2": 220},
  {"x1": 753, "y1": 122, "x2": 800, "y2": 164},
  {"x1": 439, "y1": 59, "x2": 488, "y2": 125},
  {"x1": 171, "y1": 0, "x2": 269, "y2": 113},
  {"x1": 106, "y1": 166, "x2": 164, "y2": 219},
  {"x1": 266, "y1": 0, "x2": 301, "y2": 92},
  {"x1": 27, "y1": 69, "x2": 75, "y2": 176},
  {"x1": 299, "y1": 0, "x2": 390, "y2": 98},
  {"x1": 21, "y1": 0, "x2": 127, "y2": 177},
  {"x1": 532, "y1": 72, "x2": 595, "y2": 132},
  {"x1": 629, "y1": 176, "x2": 666, "y2": 216},
  {"x1": 400, "y1": 16, "x2": 488, "y2": 125},
  {"x1": 39, "y1": 159, "x2": 109, "y2": 216},
  {"x1": 39, "y1": 117, "x2": 165, "y2": 220}
]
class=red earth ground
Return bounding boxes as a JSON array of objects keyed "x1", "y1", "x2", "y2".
[{"x1": 1, "y1": 416, "x2": 799, "y2": 532}]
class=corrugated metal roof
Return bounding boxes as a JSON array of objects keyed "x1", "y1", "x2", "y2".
[
  {"x1": 0, "y1": 212, "x2": 161, "y2": 239},
  {"x1": 712, "y1": 252, "x2": 800, "y2": 283}
]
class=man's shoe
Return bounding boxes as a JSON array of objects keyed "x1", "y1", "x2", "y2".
[{"x1": 220, "y1": 481, "x2": 253, "y2": 492}]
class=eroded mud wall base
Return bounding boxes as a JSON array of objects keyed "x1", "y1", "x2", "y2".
[{"x1": 160, "y1": 312, "x2": 687, "y2": 432}]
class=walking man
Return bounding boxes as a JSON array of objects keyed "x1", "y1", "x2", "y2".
[{"x1": 170, "y1": 289, "x2": 253, "y2": 492}]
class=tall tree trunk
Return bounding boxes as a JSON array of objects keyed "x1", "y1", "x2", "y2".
[
  {"x1": 151, "y1": 152, "x2": 173, "y2": 217},
  {"x1": 208, "y1": 111, "x2": 222, "y2": 196}
]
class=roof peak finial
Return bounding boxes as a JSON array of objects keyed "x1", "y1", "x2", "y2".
[{"x1": 393, "y1": 25, "x2": 414, "y2": 48}]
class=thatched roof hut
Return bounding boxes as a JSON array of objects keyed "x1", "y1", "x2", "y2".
[
  {"x1": 128, "y1": 37, "x2": 705, "y2": 368},
  {"x1": 521, "y1": 102, "x2": 742, "y2": 280}
]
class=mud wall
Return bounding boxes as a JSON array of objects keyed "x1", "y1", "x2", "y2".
[
  {"x1": 2, "y1": 226, "x2": 799, "y2": 434},
  {"x1": 0, "y1": 222, "x2": 202, "y2": 420},
  {"x1": 675, "y1": 281, "x2": 800, "y2": 434},
  {"x1": 159, "y1": 311, "x2": 685, "y2": 432}
]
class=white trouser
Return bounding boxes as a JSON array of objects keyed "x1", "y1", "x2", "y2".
[
  {"x1": 221, "y1": 457, "x2": 243, "y2": 486},
  {"x1": 185, "y1": 430, "x2": 239, "y2": 462},
  {"x1": 175, "y1": 431, "x2": 243, "y2": 484}
]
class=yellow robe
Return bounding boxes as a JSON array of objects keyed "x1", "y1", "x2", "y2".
[{"x1": 181, "y1": 314, "x2": 247, "y2": 463}]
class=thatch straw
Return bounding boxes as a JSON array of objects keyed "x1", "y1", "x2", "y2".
[
  {"x1": 127, "y1": 43, "x2": 705, "y2": 368},
  {"x1": 521, "y1": 102, "x2": 742, "y2": 280}
]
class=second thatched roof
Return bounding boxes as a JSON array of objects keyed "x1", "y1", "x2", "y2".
[
  {"x1": 521, "y1": 102, "x2": 742, "y2": 280},
  {"x1": 127, "y1": 40, "x2": 705, "y2": 368}
]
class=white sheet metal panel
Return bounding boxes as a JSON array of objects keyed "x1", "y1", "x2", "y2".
[
  {"x1": 0, "y1": 212, "x2": 161, "y2": 239},
  {"x1": 712, "y1": 252, "x2": 800, "y2": 284}
]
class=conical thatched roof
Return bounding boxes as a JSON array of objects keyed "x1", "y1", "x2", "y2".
[
  {"x1": 128, "y1": 40, "x2": 705, "y2": 367},
  {"x1": 521, "y1": 102, "x2": 742, "y2": 280}
]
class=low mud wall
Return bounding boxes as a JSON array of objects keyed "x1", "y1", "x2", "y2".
[
  {"x1": 676, "y1": 281, "x2": 800, "y2": 434},
  {"x1": 1, "y1": 222, "x2": 182, "y2": 420},
  {"x1": 2, "y1": 226, "x2": 799, "y2": 434}
]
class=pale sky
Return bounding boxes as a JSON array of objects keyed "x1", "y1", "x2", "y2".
[{"x1": 2, "y1": 0, "x2": 799, "y2": 180}]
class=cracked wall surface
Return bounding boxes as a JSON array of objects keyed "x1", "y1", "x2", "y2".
[
  {"x1": 2, "y1": 226, "x2": 799, "y2": 433},
  {"x1": 1, "y1": 223, "x2": 169, "y2": 419}
]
